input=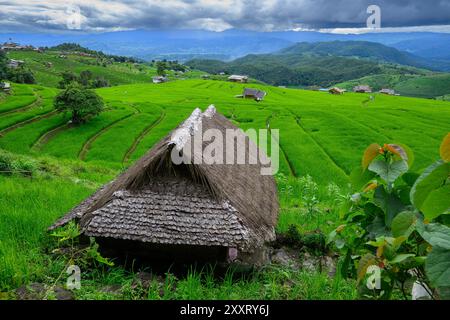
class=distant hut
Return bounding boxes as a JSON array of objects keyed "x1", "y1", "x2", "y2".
[
  {"x1": 45, "y1": 62, "x2": 53, "y2": 68},
  {"x1": 0, "y1": 82, "x2": 11, "y2": 94},
  {"x1": 49, "y1": 106, "x2": 279, "y2": 265},
  {"x1": 228, "y1": 75, "x2": 248, "y2": 83},
  {"x1": 152, "y1": 76, "x2": 168, "y2": 84},
  {"x1": 7, "y1": 59, "x2": 24, "y2": 69},
  {"x1": 329, "y1": 87, "x2": 345, "y2": 95},
  {"x1": 353, "y1": 85, "x2": 372, "y2": 93},
  {"x1": 379, "y1": 88, "x2": 395, "y2": 95},
  {"x1": 239, "y1": 88, "x2": 267, "y2": 101}
]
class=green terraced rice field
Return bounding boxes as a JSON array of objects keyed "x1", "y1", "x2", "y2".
[{"x1": 1, "y1": 79, "x2": 449, "y2": 184}]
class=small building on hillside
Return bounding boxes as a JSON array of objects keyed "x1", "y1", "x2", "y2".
[
  {"x1": 238, "y1": 88, "x2": 267, "y2": 101},
  {"x1": 228, "y1": 75, "x2": 248, "y2": 83},
  {"x1": 0, "y1": 82, "x2": 11, "y2": 94},
  {"x1": 329, "y1": 87, "x2": 345, "y2": 95},
  {"x1": 7, "y1": 59, "x2": 25, "y2": 69},
  {"x1": 379, "y1": 88, "x2": 395, "y2": 95},
  {"x1": 1, "y1": 42, "x2": 28, "y2": 50},
  {"x1": 353, "y1": 85, "x2": 372, "y2": 93},
  {"x1": 201, "y1": 74, "x2": 210, "y2": 79},
  {"x1": 152, "y1": 76, "x2": 168, "y2": 84},
  {"x1": 49, "y1": 106, "x2": 279, "y2": 266},
  {"x1": 45, "y1": 62, "x2": 53, "y2": 68}
]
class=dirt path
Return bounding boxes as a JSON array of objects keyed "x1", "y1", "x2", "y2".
[
  {"x1": 78, "y1": 113, "x2": 136, "y2": 161},
  {"x1": 31, "y1": 123, "x2": 72, "y2": 152},
  {"x1": 0, "y1": 91, "x2": 42, "y2": 117},
  {"x1": 0, "y1": 110, "x2": 59, "y2": 137},
  {"x1": 122, "y1": 111, "x2": 166, "y2": 165}
]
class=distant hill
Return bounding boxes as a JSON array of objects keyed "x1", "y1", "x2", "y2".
[
  {"x1": 186, "y1": 41, "x2": 434, "y2": 88},
  {"x1": 278, "y1": 41, "x2": 450, "y2": 71},
  {"x1": 2, "y1": 30, "x2": 450, "y2": 66},
  {"x1": 3, "y1": 46, "x2": 202, "y2": 88}
]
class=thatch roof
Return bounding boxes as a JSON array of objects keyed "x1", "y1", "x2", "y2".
[
  {"x1": 49, "y1": 105, "x2": 279, "y2": 252},
  {"x1": 243, "y1": 88, "x2": 266, "y2": 101},
  {"x1": 353, "y1": 85, "x2": 372, "y2": 93}
]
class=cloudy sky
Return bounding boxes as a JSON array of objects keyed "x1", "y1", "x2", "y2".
[{"x1": 1, "y1": 0, "x2": 450, "y2": 33}]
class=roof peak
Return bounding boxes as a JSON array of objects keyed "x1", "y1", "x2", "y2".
[{"x1": 169, "y1": 105, "x2": 216, "y2": 151}]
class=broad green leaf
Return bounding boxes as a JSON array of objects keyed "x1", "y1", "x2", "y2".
[
  {"x1": 357, "y1": 253, "x2": 377, "y2": 284},
  {"x1": 426, "y1": 247, "x2": 450, "y2": 287},
  {"x1": 350, "y1": 167, "x2": 375, "y2": 191},
  {"x1": 369, "y1": 159, "x2": 408, "y2": 184},
  {"x1": 391, "y1": 211, "x2": 418, "y2": 238},
  {"x1": 440, "y1": 133, "x2": 450, "y2": 162},
  {"x1": 418, "y1": 223, "x2": 450, "y2": 250},
  {"x1": 411, "y1": 160, "x2": 450, "y2": 219},
  {"x1": 390, "y1": 254, "x2": 415, "y2": 264},
  {"x1": 362, "y1": 143, "x2": 381, "y2": 170},
  {"x1": 374, "y1": 186, "x2": 405, "y2": 227},
  {"x1": 421, "y1": 184, "x2": 450, "y2": 220}
]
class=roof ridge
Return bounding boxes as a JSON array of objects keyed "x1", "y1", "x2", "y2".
[{"x1": 169, "y1": 105, "x2": 216, "y2": 151}]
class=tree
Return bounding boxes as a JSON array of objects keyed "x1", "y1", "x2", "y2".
[
  {"x1": 58, "y1": 71, "x2": 78, "y2": 89},
  {"x1": 79, "y1": 70, "x2": 93, "y2": 87},
  {"x1": 54, "y1": 83, "x2": 104, "y2": 124},
  {"x1": 91, "y1": 76, "x2": 110, "y2": 88},
  {"x1": 0, "y1": 50, "x2": 7, "y2": 80},
  {"x1": 156, "y1": 61, "x2": 166, "y2": 76},
  {"x1": 7, "y1": 68, "x2": 36, "y2": 84}
]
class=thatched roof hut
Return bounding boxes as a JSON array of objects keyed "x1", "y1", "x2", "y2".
[
  {"x1": 50, "y1": 105, "x2": 279, "y2": 265},
  {"x1": 242, "y1": 88, "x2": 267, "y2": 101},
  {"x1": 228, "y1": 75, "x2": 248, "y2": 83},
  {"x1": 353, "y1": 85, "x2": 372, "y2": 93},
  {"x1": 328, "y1": 87, "x2": 345, "y2": 95}
]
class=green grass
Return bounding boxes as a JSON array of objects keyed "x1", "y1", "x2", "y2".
[
  {"x1": 393, "y1": 73, "x2": 450, "y2": 98},
  {"x1": 6, "y1": 50, "x2": 204, "y2": 88},
  {"x1": 0, "y1": 78, "x2": 449, "y2": 300},
  {"x1": 0, "y1": 86, "x2": 57, "y2": 130},
  {"x1": 0, "y1": 84, "x2": 36, "y2": 114}
]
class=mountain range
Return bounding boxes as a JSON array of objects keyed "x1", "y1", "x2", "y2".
[{"x1": 1, "y1": 29, "x2": 450, "y2": 68}]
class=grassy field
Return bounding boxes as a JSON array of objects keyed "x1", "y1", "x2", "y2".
[
  {"x1": 6, "y1": 50, "x2": 204, "y2": 88},
  {"x1": 337, "y1": 72, "x2": 450, "y2": 99},
  {"x1": 0, "y1": 78, "x2": 449, "y2": 299}
]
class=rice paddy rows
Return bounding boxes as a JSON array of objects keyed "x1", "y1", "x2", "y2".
[{"x1": 0, "y1": 79, "x2": 449, "y2": 185}]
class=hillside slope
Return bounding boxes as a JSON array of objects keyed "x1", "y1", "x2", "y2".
[{"x1": 1, "y1": 79, "x2": 449, "y2": 184}]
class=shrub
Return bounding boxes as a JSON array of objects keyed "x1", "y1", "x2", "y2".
[{"x1": 328, "y1": 134, "x2": 450, "y2": 299}]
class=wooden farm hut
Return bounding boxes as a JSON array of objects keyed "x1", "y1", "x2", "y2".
[
  {"x1": 152, "y1": 76, "x2": 168, "y2": 84},
  {"x1": 328, "y1": 87, "x2": 345, "y2": 95},
  {"x1": 0, "y1": 82, "x2": 11, "y2": 94},
  {"x1": 379, "y1": 88, "x2": 395, "y2": 95},
  {"x1": 49, "y1": 106, "x2": 279, "y2": 265},
  {"x1": 353, "y1": 85, "x2": 372, "y2": 93},
  {"x1": 228, "y1": 75, "x2": 248, "y2": 83},
  {"x1": 241, "y1": 88, "x2": 267, "y2": 101}
]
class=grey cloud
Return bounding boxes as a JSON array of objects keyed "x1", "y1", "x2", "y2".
[{"x1": 0, "y1": 0, "x2": 449, "y2": 33}]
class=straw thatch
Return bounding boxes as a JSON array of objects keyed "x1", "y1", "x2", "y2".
[
  {"x1": 243, "y1": 88, "x2": 267, "y2": 101},
  {"x1": 49, "y1": 105, "x2": 279, "y2": 253}
]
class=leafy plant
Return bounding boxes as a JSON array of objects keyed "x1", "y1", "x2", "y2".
[{"x1": 328, "y1": 134, "x2": 450, "y2": 299}]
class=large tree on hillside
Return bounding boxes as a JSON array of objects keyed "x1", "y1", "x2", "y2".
[
  {"x1": 0, "y1": 50, "x2": 9, "y2": 80},
  {"x1": 54, "y1": 83, "x2": 104, "y2": 124}
]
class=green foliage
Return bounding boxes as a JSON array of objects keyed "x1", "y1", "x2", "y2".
[
  {"x1": 329, "y1": 137, "x2": 450, "y2": 299},
  {"x1": 0, "y1": 149, "x2": 37, "y2": 176},
  {"x1": 5, "y1": 67, "x2": 36, "y2": 84},
  {"x1": 54, "y1": 83, "x2": 105, "y2": 124}
]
